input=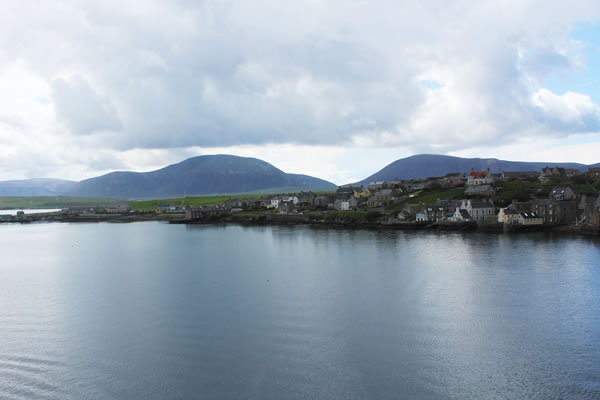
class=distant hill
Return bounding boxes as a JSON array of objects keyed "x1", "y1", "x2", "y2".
[
  {"x1": 66, "y1": 155, "x2": 336, "y2": 199},
  {"x1": 357, "y1": 154, "x2": 595, "y2": 184},
  {"x1": 0, "y1": 178, "x2": 77, "y2": 196}
]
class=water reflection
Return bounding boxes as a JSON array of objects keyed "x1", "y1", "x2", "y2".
[{"x1": 0, "y1": 222, "x2": 598, "y2": 399}]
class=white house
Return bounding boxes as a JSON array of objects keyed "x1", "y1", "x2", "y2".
[
  {"x1": 269, "y1": 198, "x2": 281, "y2": 209},
  {"x1": 467, "y1": 169, "x2": 494, "y2": 186}
]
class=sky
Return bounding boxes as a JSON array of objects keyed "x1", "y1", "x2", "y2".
[{"x1": 1, "y1": 0, "x2": 600, "y2": 185}]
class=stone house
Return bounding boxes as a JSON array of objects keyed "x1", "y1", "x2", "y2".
[
  {"x1": 465, "y1": 184, "x2": 495, "y2": 198},
  {"x1": 425, "y1": 206, "x2": 445, "y2": 222},
  {"x1": 594, "y1": 197, "x2": 600, "y2": 226},
  {"x1": 336, "y1": 186, "x2": 362, "y2": 197},
  {"x1": 368, "y1": 181, "x2": 387, "y2": 191},
  {"x1": 498, "y1": 208, "x2": 519, "y2": 224},
  {"x1": 578, "y1": 195, "x2": 600, "y2": 225},
  {"x1": 539, "y1": 166, "x2": 566, "y2": 183},
  {"x1": 374, "y1": 189, "x2": 394, "y2": 205},
  {"x1": 511, "y1": 200, "x2": 534, "y2": 212},
  {"x1": 452, "y1": 208, "x2": 472, "y2": 222},
  {"x1": 348, "y1": 196, "x2": 360, "y2": 210},
  {"x1": 436, "y1": 199, "x2": 462, "y2": 220},
  {"x1": 565, "y1": 168, "x2": 580, "y2": 178},
  {"x1": 296, "y1": 192, "x2": 315, "y2": 206},
  {"x1": 278, "y1": 201, "x2": 296, "y2": 214},
  {"x1": 549, "y1": 187, "x2": 576, "y2": 201},
  {"x1": 313, "y1": 196, "x2": 329, "y2": 208},
  {"x1": 517, "y1": 212, "x2": 543, "y2": 225},
  {"x1": 186, "y1": 206, "x2": 227, "y2": 220},
  {"x1": 534, "y1": 199, "x2": 577, "y2": 225},
  {"x1": 258, "y1": 198, "x2": 272, "y2": 208},
  {"x1": 366, "y1": 189, "x2": 394, "y2": 208},
  {"x1": 467, "y1": 169, "x2": 494, "y2": 186},
  {"x1": 106, "y1": 204, "x2": 131, "y2": 214},
  {"x1": 462, "y1": 199, "x2": 495, "y2": 222},
  {"x1": 334, "y1": 199, "x2": 350, "y2": 211}
]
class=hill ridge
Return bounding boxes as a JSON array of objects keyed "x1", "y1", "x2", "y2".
[
  {"x1": 356, "y1": 154, "x2": 596, "y2": 184},
  {"x1": 66, "y1": 154, "x2": 335, "y2": 199}
]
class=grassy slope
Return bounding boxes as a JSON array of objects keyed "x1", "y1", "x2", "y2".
[
  {"x1": 129, "y1": 194, "x2": 266, "y2": 211},
  {"x1": 129, "y1": 190, "x2": 334, "y2": 211},
  {"x1": 406, "y1": 187, "x2": 466, "y2": 205},
  {"x1": 0, "y1": 196, "x2": 124, "y2": 210},
  {"x1": 387, "y1": 178, "x2": 600, "y2": 212}
]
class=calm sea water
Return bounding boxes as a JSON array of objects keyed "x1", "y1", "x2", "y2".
[
  {"x1": 0, "y1": 209, "x2": 61, "y2": 216},
  {"x1": 0, "y1": 222, "x2": 599, "y2": 399}
]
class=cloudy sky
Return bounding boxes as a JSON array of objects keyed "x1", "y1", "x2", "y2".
[{"x1": 1, "y1": 0, "x2": 600, "y2": 184}]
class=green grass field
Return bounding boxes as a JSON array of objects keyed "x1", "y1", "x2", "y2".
[
  {"x1": 129, "y1": 194, "x2": 266, "y2": 211},
  {"x1": 0, "y1": 196, "x2": 123, "y2": 210},
  {"x1": 129, "y1": 190, "x2": 335, "y2": 211}
]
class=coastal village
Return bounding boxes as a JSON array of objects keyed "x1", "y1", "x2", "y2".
[
  {"x1": 3, "y1": 166, "x2": 600, "y2": 235},
  {"x1": 179, "y1": 165, "x2": 600, "y2": 234}
]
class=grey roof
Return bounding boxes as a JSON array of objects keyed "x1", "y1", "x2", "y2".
[
  {"x1": 470, "y1": 202, "x2": 494, "y2": 209},
  {"x1": 337, "y1": 186, "x2": 362, "y2": 192},
  {"x1": 503, "y1": 170, "x2": 538, "y2": 176},
  {"x1": 520, "y1": 212, "x2": 540, "y2": 219},
  {"x1": 550, "y1": 187, "x2": 572, "y2": 194},
  {"x1": 465, "y1": 185, "x2": 494, "y2": 194},
  {"x1": 459, "y1": 209, "x2": 471, "y2": 218}
]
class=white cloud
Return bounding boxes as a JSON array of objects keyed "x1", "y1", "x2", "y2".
[
  {"x1": 51, "y1": 75, "x2": 122, "y2": 135},
  {"x1": 531, "y1": 89, "x2": 600, "y2": 131},
  {"x1": 0, "y1": 0, "x2": 599, "y2": 182}
]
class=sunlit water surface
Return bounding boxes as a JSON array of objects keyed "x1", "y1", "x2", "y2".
[
  {"x1": 0, "y1": 209, "x2": 61, "y2": 216},
  {"x1": 0, "y1": 222, "x2": 599, "y2": 399}
]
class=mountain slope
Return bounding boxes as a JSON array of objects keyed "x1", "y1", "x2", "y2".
[
  {"x1": 67, "y1": 154, "x2": 336, "y2": 199},
  {"x1": 0, "y1": 178, "x2": 77, "y2": 196},
  {"x1": 357, "y1": 154, "x2": 594, "y2": 184}
]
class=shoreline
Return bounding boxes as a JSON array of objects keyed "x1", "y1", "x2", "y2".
[
  {"x1": 171, "y1": 214, "x2": 600, "y2": 237},
  {"x1": 1, "y1": 211, "x2": 598, "y2": 237}
]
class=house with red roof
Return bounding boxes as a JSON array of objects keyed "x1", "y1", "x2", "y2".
[{"x1": 467, "y1": 168, "x2": 494, "y2": 186}]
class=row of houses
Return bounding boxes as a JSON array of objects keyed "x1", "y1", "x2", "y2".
[
  {"x1": 396, "y1": 184, "x2": 600, "y2": 227},
  {"x1": 400, "y1": 198, "x2": 548, "y2": 226},
  {"x1": 340, "y1": 166, "x2": 595, "y2": 198},
  {"x1": 348, "y1": 167, "x2": 584, "y2": 194},
  {"x1": 461, "y1": 166, "x2": 598, "y2": 186},
  {"x1": 222, "y1": 192, "x2": 330, "y2": 214},
  {"x1": 400, "y1": 199, "x2": 497, "y2": 223},
  {"x1": 335, "y1": 185, "x2": 403, "y2": 210}
]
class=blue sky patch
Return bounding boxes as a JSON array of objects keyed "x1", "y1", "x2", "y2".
[
  {"x1": 420, "y1": 80, "x2": 443, "y2": 90},
  {"x1": 545, "y1": 21, "x2": 600, "y2": 103}
]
